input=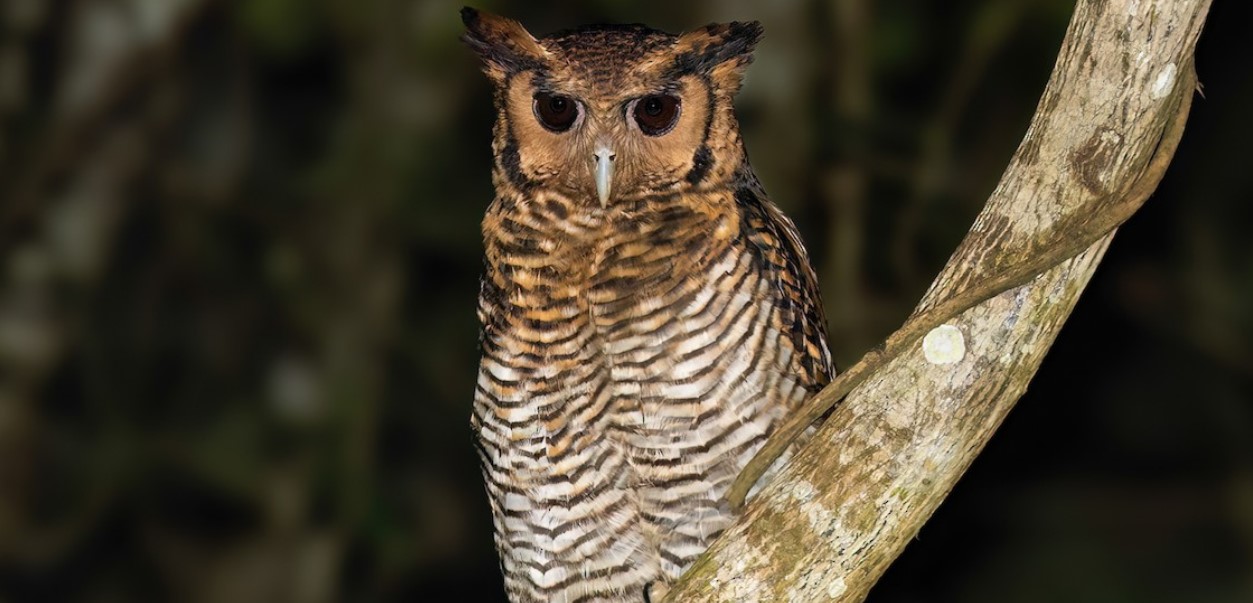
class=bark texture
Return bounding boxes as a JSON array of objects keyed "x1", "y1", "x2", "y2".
[{"x1": 664, "y1": 0, "x2": 1212, "y2": 600}]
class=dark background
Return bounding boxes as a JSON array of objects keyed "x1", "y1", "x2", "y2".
[{"x1": 0, "y1": 1, "x2": 1249, "y2": 601}]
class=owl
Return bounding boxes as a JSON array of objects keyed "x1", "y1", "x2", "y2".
[{"x1": 463, "y1": 8, "x2": 833, "y2": 602}]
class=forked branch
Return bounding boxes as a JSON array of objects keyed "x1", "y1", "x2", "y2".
[{"x1": 665, "y1": 0, "x2": 1212, "y2": 600}]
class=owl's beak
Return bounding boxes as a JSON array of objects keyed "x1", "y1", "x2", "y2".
[{"x1": 594, "y1": 146, "x2": 615, "y2": 207}]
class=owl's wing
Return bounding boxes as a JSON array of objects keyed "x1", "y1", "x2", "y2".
[{"x1": 734, "y1": 184, "x2": 835, "y2": 391}]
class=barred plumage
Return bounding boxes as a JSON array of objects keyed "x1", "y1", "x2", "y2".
[{"x1": 463, "y1": 9, "x2": 833, "y2": 602}]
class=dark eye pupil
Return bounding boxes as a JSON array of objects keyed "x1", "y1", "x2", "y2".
[
  {"x1": 633, "y1": 95, "x2": 680, "y2": 136},
  {"x1": 533, "y1": 93, "x2": 579, "y2": 133}
]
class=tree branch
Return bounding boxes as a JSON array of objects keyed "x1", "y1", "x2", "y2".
[{"x1": 665, "y1": 0, "x2": 1212, "y2": 600}]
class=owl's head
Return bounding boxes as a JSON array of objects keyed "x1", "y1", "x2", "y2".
[{"x1": 462, "y1": 8, "x2": 762, "y2": 207}]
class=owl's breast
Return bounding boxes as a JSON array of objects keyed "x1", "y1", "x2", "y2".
[{"x1": 475, "y1": 187, "x2": 826, "y2": 599}]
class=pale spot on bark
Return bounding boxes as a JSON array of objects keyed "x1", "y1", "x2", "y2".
[
  {"x1": 790, "y1": 480, "x2": 816, "y2": 503},
  {"x1": 1151, "y1": 63, "x2": 1177, "y2": 99},
  {"x1": 922, "y1": 324, "x2": 965, "y2": 364},
  {"x1": 826, "y1": 577, "x2": 848, "y2": 598}
]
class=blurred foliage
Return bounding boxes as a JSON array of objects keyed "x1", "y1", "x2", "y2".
[{"x1": 0, "y1": 0, "x2": 1248, "y2": 601}]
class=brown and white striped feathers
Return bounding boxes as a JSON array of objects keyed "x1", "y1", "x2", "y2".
[{"x1": 463, "y1": 8, "x2": 833, "y2": 602}]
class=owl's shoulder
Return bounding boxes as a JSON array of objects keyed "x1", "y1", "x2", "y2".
[{"x1": 728, "y1": 177, "x2": 835, "y2": 388}]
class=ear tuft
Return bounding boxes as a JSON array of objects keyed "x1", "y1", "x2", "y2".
[
  {"x1": 673, "y1": 21, "x2": 764, "y2": 78},
  {"x1": 461, "y1": 7, "x2": 547, "y2": 78},
  {"x1": 460, "y1": 6, "x2": 479, "y2": 28}
]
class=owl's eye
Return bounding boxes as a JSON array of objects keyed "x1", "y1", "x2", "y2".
[
  {"x1": 533, "y1": 93, "x2": 580, "y2": 133},
  {"x1": 633, "y1": 95, "x2": 681, "y2": 136}
]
